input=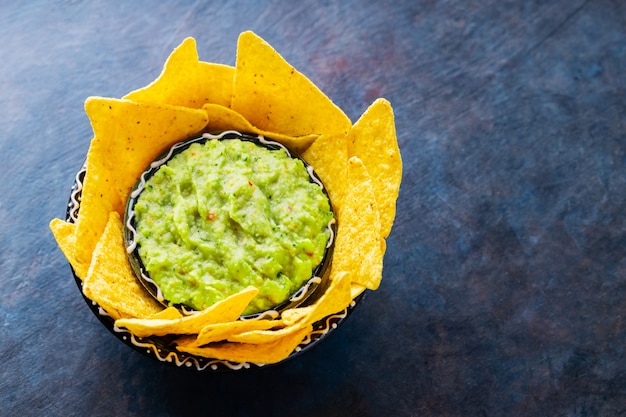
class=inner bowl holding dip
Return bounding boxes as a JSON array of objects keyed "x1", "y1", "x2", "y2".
[{"x1": 124, "y1": 130, "x2": 336, "y2": 318}]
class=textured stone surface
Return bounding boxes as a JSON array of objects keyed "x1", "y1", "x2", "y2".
[{"x1": 1, "y1": 0, "x2": 626, "y2": 416}]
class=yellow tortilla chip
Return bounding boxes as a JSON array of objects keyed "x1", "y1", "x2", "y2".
[
  {"x1": 232, "y1": 31, "x2": 351, "y2": 136},
  {"x1": 348, "y1": 98, "x2": 402, "y2": 238},
  {"x1": 179, "y1": 319, "x2": 282, "y2": 348},
  {"x1": 226, "y1": 320, "x2": 307, "y2": 344},
  {"x1": 202, "y1": 103, "x2": 318, "y2": 154},
  {"x1": 124, "y1": 37, "x2": 234, "y2": 108},
  {"x1": 149, "y1": 306, "x2": 183, "y2": 320},
  {"x1": 85, "y1": 97, "x2": 209, "y2": 204},
  {"x1": 176, "y1": 324, "x2": 311, "y2": 364},
  {"x1": 82, "y1": 212, "x2": 163, "y2": 320},
  {"x1": 278, "y1": 306, "x2": 314, "y2": 329},
  {"x1": 49, "y1": 218, "x2": 90, "y2": 279},
  {"x1": 280, "y1": 270, "x2": 353, "y2": 327},
  {"x1": 115, "y1": 286, "x2": 259, "y2": 337},
  {"x1": 73, "y1": 135, "x2": 123, "y2": 267},
  {"x1": 351, "y1": 283, "x2": 367, "y2": 299},
  {"x1": 74, "y1": 98, "x2": 208, "y2": 265},
  {"x1": 332, "y1": 156, "x2": 384, "y2": 290},
  {"x1": 301, "y1": 131, "x2": 349, "y2": 211}
]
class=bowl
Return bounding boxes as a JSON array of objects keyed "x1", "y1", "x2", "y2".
[{"x1": 66, "y1": 132, "x2": 365, "y2": 371}]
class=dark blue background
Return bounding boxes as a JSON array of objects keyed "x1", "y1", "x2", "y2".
[{"x1": 2, "y1": 1, "x2": 626, "y2": 416}]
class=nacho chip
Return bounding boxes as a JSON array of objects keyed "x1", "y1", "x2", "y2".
[
  {"x1": 82, "y1": 212, "x2": 163, "y2": 320},
  {"x1": 85, "y1": 97, "x2": 209, "y2": 204},
  {"x1": 124, "y1": 37, "x2": 234, "y2": 108},
  {"x1": 301, "y1": 131, "x2": 349, "y2": 211},
  {"x1": 332, "y1": 156, "x2": 384, "y2": 290},
  {"x1": 232, "y1": 31, "x2": 351, "y2": 137},
  {"x1": 348, "y1": 98, "x2": 401, "y2": 238},
  {"x1": 74, "y1": 137, "x2": 123, "y2": 266},
  {"x1": 115, "y1": 286, "x2": 259, "y2": 337},
  {"x1": 49, "y1": 218, "x2": 90, "y2": 279},
  {"x1": 226, "y1": 319, "x2": 306, "y2": 344},
  {"x1": 150, "y1": 306, "x2": 183, "y2": 320},
  {"x1": 74, "y1": 99, "x2": 208, "y2": 267},
  {"x1": 176, "y1": 324, "x2": 311, "y2": 364},
  {"x1": 280, "y1": 270, "x2": 353, "y2": 327},
  {"x1": 351, "y1": 283, "x2": 367, "y2": 299},
  {"x1": 202, "y1": 103, "x2": 318, "y2": 154},
  {"x1": 180, "y1": 319, "x2": 282, "y2": 348}
]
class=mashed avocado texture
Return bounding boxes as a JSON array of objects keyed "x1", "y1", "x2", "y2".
[{"x1": 133, "y1": 138, "x2": 333, "y2": 314}]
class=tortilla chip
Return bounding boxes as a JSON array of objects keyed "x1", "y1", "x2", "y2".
[
  {"x1": 202, "y1": 103, "x2": 318, "y2": 154},
  {"x1": 74, "y1": 99, "x2": 208, "y2": 266},
  {"x1": 301, "y1": 131, "x2": 349, "y2": 211},
  {"x1": 350, "y1": 283, "x2": 367, "y2": 299},
  {"x1": 115, "y1": 286, "x2": 259, "y2": 337},
  {"x1": 227, "y1": 320, "x2": 305, "y2": 343},
  {"x1": 179, "y1": 319, "x2": 282, "y2": 347},
  {"x1": 73, "y1": 136, "x2": 123, "y2": 267},
  {"x1": 280, "y1": 270, "x2": 353, "y2": 327},
  {"x1": 149, "y1": 306, "x2": 183, "y2": 320},
  {"x1": 82, "y1": 212, "x2": 163, "y2": 320},
  {"x1": 348, "y1": 98, "x2": 401, "y2": 238},
  {"x1": 332, "y1": 157, "x2": 384, "y2": 290},
  {"x1": 176, "y1": 324, "x2": 311, "y2": 364},
  {"x1": 124, "y1": 37, "x2": 234, "y2": 108},
  {"x1": 49, "y1": 218, "x2": 90, "y2": 279},
  {"x1": 85, "y1": 97, "x2": 209, "y2": 204},
  {"x1": 232, "y1": 31, "x2": 351, "y2": 137}
]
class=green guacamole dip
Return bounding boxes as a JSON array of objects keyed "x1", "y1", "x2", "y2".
[{"x1": 133, "y1": 138, "x2": 333, "y2": 314}]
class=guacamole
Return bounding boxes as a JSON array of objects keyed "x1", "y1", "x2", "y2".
[{"x1": 132, "y1": 137, "x2": 333, "y2": 314}]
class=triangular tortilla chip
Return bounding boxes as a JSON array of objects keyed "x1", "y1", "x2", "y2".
[
  {"x1": 301, "y1": 131, "x2": 349, "y2": 212},
  {"x1": 124, "y1": 37, "x2": 234, "y2": 108},
  {"x1": 348, "y1": 98, "x2": 401, "y2": 238},
  {"x1": 280, "y1": 270, "x2": 353, "y2": 327},
  {"x1": 74, "y1": 98, "x2": 208, "y2": 265},
  {"x1": 115, "y1": 287, "x2": 259, "y2": 337},
  {"x1": 85, "y1": 97, "x2": 209, "y2": 204},
  {"x1": 232, "y1": 31, "x2": 351, "y2": 136},
  {"x1": 180, "y1": 319, "x2": 282, "y2": 347},
  {"x1": 332, "y1": 156, "x2": 384, "y2": 290},
  {"x1": 149, "y1": 306, "x2": 183, "y2": 320},
  {"x1": 202, "y1": 103, "x2": 318, "y2": 154},
  {"x1": 73, "y1": 133, "x2": 123, "y2": 266},
  {"x1": 82, "y1": 212, "x2": 163, "y2": 320},
  {"x1": 176, "y1": 324, "x2": 311, "y2": 364},
  {"x1": 49, "y1": 218, "x2": 90, "y2": 279},
  {"x1": 351, "y1": 283, "x2": 367, "y2": 299}
]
